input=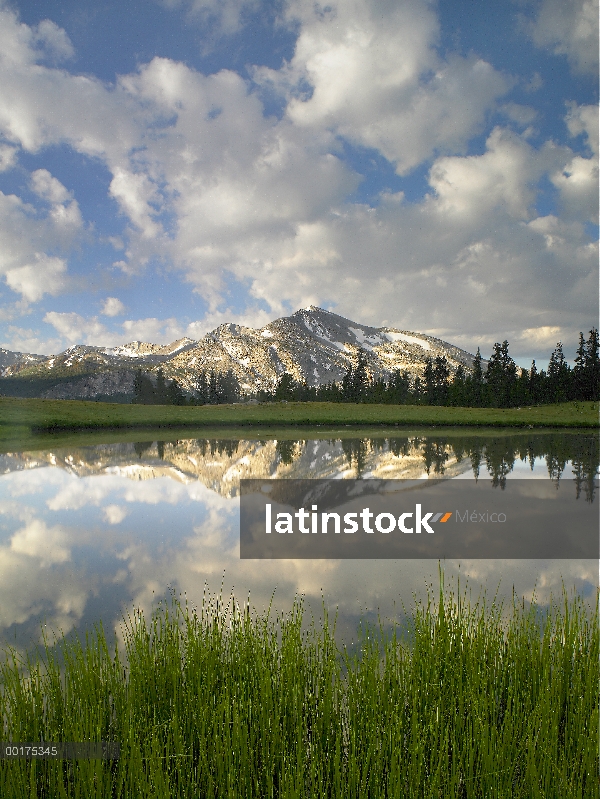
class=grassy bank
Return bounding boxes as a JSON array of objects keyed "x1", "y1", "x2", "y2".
[
  {"x1": 0, "y1": 396, "x2": 597, "y2": 445},
  {"x1": 1, "y1": 585, "x2": 597, "y2": 798},
  {"x1": 1, "y1": 421, "x2": 597, "y2": 456}
]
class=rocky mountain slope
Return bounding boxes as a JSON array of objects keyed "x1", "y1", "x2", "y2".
[
  {"x1": 0, "y1": 347, "x2": 46, "y2": 372},
  {"x1": 0, "y1": 307, "x2": 481, "y2": 400}
]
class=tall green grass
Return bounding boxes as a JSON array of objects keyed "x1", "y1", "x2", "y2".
[{"x1": 1, "y1": 582, "x2": 598, "y2": 798}]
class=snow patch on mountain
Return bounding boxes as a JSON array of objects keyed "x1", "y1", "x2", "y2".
[
  {"x1": 384, "y1": 331, "x2": 432, "y2": 350},
  {"x1": 0, "y1": 307, "x2": 481, "y2": 400}
]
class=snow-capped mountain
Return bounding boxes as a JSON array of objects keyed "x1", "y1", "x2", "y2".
[
  {"x1": 0, "y1": 347, "x2": 46, "y2": 373},
  {"x1": 0, "y1": 307, "x2": 481, "y2": 400}
]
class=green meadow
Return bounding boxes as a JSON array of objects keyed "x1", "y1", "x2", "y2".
[
  {"x1": 1, "y1": 581, "x2": 597, "y2": 798},
  {"x1": 0, "y1": 397, "x2": 597, "y2": 451}
]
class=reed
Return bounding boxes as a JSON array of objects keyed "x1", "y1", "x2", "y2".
[{"x1": 1, "y1": 581, "x2": 598, "y2": 798}]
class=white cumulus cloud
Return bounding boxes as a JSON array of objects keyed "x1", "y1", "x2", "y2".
[
  {"x1": 0, "y1": 167, "x2": 81, "y2": 302},
  {"x1": 257, "y1": 0, "x2": 511, "y2": 174},
  {"x1": 101, "y1": 297, "x2": 126, "y2": 317},
  {"x1": 43, "y1": 311, "x2": 110, "y2": 346},
  {"x1": 121, "y1": 316, "x2": 183, "y2": 343},
  {"x1": 10, "y1": 519, "x2": 71, "y2": 566},
  {"x1": 5, "y1": 255, "x2": 68, "y2": 303},
  {"x1": 0, "y1": 0, "x2": 594, "y2": 358},
  {"x1": 103, "y1": 504, "x2": 129, "y2": 524},
  {"x1": 551, "y1": 103, "x2": 599, "y2": 222},
  {"x1": 527, "y1": 0, "x2": 599, "y2": 76}
]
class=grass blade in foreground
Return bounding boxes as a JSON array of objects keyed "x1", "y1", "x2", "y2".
[{"x1": 1, "y1": 583, "x2": 598, "y2": 798}]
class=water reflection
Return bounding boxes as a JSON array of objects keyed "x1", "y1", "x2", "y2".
[
  {"x1": 4, "y1": 431, "x2": 597, "y2": 495},
  {"x1": 0, "y1": 429, "x2": 597, "y2": 655}
]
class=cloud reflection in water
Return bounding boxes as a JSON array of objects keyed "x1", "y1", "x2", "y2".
[{"x1": 0, "y1": 432, "x2": 597, "y2": 653}]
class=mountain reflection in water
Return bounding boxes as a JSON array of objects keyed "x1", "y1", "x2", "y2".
[
  {"x1": 2, "y1": 431, "x2": 598, "y2": 497},
  {"x1": 0, "y1": 430, "x2": 597, "y2": 655}
]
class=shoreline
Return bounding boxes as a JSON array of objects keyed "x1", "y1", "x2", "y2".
[{"x1": 1, "y1": 397, "x2": 597, "y2": 453}]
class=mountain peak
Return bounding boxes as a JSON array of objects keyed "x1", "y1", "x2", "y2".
[{"x1": 1, "y1": 307, "x2": 482, "y2": 399}]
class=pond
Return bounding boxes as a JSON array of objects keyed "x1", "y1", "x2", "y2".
[{"x1": 0, "y1": 427, "x2": 597, "y2": 654}]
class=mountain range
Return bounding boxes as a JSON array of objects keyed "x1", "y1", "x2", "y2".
[{"x1": 0, "y1": 306, "x2": 481, "y2": 401}]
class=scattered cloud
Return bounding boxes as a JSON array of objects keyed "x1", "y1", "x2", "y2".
[
  {"x1": 185, "y1": 306, "x2": 274, "y2": 339},
  {"x1": 517, "y1": 325, "x2": 563, "y2": 347},
  {"x1": 43, "y1": 311, "x2": 110, "y2": 345},
  {"x1": 0, "y1": 297, "x2": 29, "y2": 323},
  {"x1": 109, "y1": 167, "x2": 162, "y2": 239},
  {"x1": 103, "y1": 504, "x2": 128, "y2": 524},
  {"x1": 500, "y1": 102, "x2": 538, "y2": 127},
  {"x1": 0, "y1": 324, "x2": 62, "y2": 355},
  {"x1": 31, "y1": 18, "x2": 75, "y2": 63},
  {"x1": 121, "y1": 316, "x2": 183, "y2": 343},
  {"x1": 257, "y1": 0, "x2": 511, "y2": 175},
  {"x1": 0, "y1": 142, "x2": 17, "y2": 171},
  {"x1": 5, "y1": 255, "x2": 68, "y2": 303},
  {"x1": 158, "y1": 0, "x2": 260, "y2": 36},
  {"x1": 526, "y1": 0, "x2": 599, "y2": 76},
  {"x1": 0, "y1": 169, "x2": 81, "y2": 302},
  {"x1": 565, "y1": 102, "x2": 598, "y2": 155},
  {"x1": 101, "y1": 296, "x2": 126, "y2": 317},
  {"x1": 550, "y1": 103, "x2": 599, "y2": 222},
  {"x1": 42, "y1": 311, "x2": 187, "y2": 348},
  {"x1": 10, "y1": 519, "x2": 71, "y2": 566},
  {"x1": 0, "y1": 0, "x2": 595, "y2": 358},
  {"x1": 30, "y1": 168, "x2": 71, "y2": 204}
]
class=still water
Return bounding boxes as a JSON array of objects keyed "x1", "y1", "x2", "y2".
[{"x1": 0, "y1": 428, "x2": 597, "y2": 653}]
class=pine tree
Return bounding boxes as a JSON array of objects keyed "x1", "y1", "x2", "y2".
[
  {"x1": 208, "y1": 372, "x2": 218, "y2": 404},
  {"x1": 155, "y1": 368, "x2": 168, "y2": 405},
  {"x1": 275, "y1": 372, "x2": 296, "y2": 401},
  {"x1": 449, "y1": 364, "x2": 466, "y2": 406},
  {"x1": 433, "y1": 356, "x2": 450, "y2": 405},
  {"x1": 195, "y1": 371, "x2": 209, "y2": 405},
  {"x1": 573, "y1": 332, "x2": 587, "y2": 400},
  {"x1": 585, "y1": 328, "x2": 600, "y2": 400},
  {"x1": 528, "y1": 360, "x2": 539, "y2": 404},
  {"x1": 388, "y1": 370, "x2": 410, "y2": 404},
  {"x1": 351, "y1": 351, "x2": 369, "y2": 402},
  {"x1": 341, "y1": 362, "x2": 354, "y2": 402},
  {"x1": 486, "y1": 341, "x2": 517, "y2": 408},
  {"x1": 470, "y1": 348, "x2": 485, "y2": 407},
  {"x1": 514, "y1": 365, "x2": 529, "y2": 406},
  {"x1": 423, "y1": 359, "x2": 435, "y2": 405},
  {"x1": 369, "y1": 377, "x2": 387, "y2": 404},
  {"x1": 167, "y1": 378, "x2": 186, "y2": 405},
  {"x1": 341, "y1": 352, "x2": 369, "y2": 402},
  {"x1": 132, "y1": 369, "x2": 155, "y2": 404},
  {"x1": 411, "y1": 375, "x2": 424, "y2": 404},
  {"x1": 547, "y1": 342, "x2": 570, "y2": 403},
  {"x1": 329, "y1": 381, "x2": 342, "y2": 402},
  {"x1": 218, "y1": 370, "x2": 241, "y2": 403}
]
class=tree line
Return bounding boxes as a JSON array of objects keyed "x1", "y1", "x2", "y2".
[
  {"x1": 132, "y1": 431, "x2": 598, "y2": 499},
  {"x1": 261, "y1": 328, "x2": 599, "y2": 408},
  {"x1": 133, "y1": 368, "x2": 187, "y2": 405},
  {"x1": 133, "y1": 367, "x2": 240, "y2": 405},
  {"x1": 133, "y1": 329, "x2": 599, "y2": 407}
]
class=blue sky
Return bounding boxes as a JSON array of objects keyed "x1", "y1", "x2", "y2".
[{"x1": 0, "y1": 0, "x2": 597, "y2": 364}]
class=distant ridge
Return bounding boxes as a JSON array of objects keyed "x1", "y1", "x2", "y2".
[{"x1": 0, "y1": 307, "x2": 482, "y2": 401}]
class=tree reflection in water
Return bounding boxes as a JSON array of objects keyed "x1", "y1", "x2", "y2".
[{"x1": 124, "y1": 431, "x2": 598, "y2": 499}]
